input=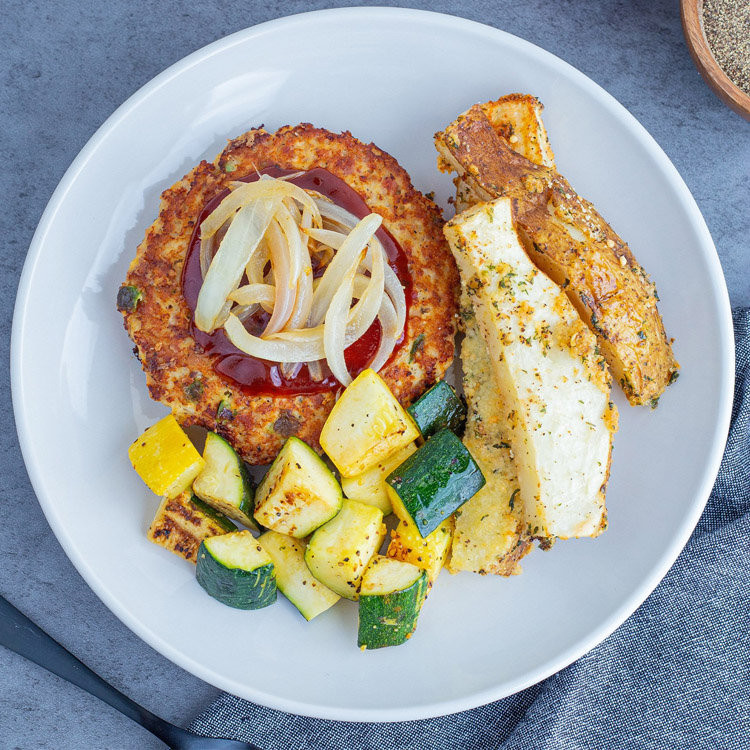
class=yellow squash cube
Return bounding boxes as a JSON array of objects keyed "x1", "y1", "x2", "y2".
[
  {"x1": 341, "y1": 441, "x2": 417, "y2": 515},
  {"x1": 147, "y1": 491, "x2": 235, "y2": 563},
  {"x1": 319, "y1": 369, "x2": 420, "y2": 477},
  {"x1": 128, "y1": 414, "x2": 205, "y2": 498},
  {"x1": 387, "y1": 514, "x2": 454, "y2": 585}
]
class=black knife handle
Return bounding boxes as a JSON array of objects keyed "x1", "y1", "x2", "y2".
[{"x1": 0, "y1": 594, "x2": 182, "y2": 746}]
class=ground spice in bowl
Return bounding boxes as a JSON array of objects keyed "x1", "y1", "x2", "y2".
[{"x1": 702, "y1": 0, "x2": 750, "y2": 97}]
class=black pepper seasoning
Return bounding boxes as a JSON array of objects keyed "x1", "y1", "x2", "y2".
[{"x1": 703, "y1": 0, "x2": 750, "y2": 96}]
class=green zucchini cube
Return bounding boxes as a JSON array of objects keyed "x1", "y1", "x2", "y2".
[
  {"x1": 407, "y1": 380, "x2": 467, "y2": 438},
  {"x1": 340, "y1": 441, "x2": 418, "y2": 515},
  {"x1": 258, "y1": 531, "x2": 340, "y2": 621},
  {"x1": 304, "y1": 499, "x2": 386, "y2": 600},
  {"x1": 254, "y1": 437, "x2": 343, "y2": 538},
  {"x1": 358, "y1": 556, "x2": 428, "y2": 649},
  {"x1": 196, "y1": 530, "x2": 276, "y2": 610},
  {"x1": 386, "y1": 429, "x2": 486, "y2": 538},
  {"x1": 193, "y1": 432, "x2": 258, "y2": 530}
]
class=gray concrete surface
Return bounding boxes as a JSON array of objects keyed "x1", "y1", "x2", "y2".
[{"x1": 1, "y1": 0, "x2": 748, "y2": 748}]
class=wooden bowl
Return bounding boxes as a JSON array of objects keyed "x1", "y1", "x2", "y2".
[{"x1": 681, "y1": 0, "x2": 750, "y2": 120}]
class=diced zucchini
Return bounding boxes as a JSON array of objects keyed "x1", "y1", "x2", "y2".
[
  {"x1": 386, "y1": 429, "x2": 486, "y2": 538},
  {"x1": 258, "y1": 531, "x2": 340, "y2": 620},
  {"x1": 407, "y1": 380, "x2": 467, "y2": 438},
  {"x1": 358, "y1": 556, "x2": 428, "y2": 649},
  {"x1": 254, "y1": 437, "x2": 343, "y2": 538},
  {"x1": 304, "y1": 499, "x2": 386, "y2": 600},
  {"x1": 319, "y1": 369, "x2": 420, "y2": 477},
  {"x1": 128, "y1": 414, "x2": 205, "y2": 499},
  {"x1": 193, "y1": 432, "x2": 257, "y2": 529},
  {"x1": 147, "y1": 491, "x2": 235, "y2": 563},
  {"x1": 196, "y1": 530, "x2": 276, "y2": 609},
  {"x1": 191, "y1": 495, "x2": 237, "y2": 530},
  {"x1": 387, "y1": 515, "x2": 454, "y2": 584},
  {"x1": 340, "y1": 442, "x2": 417, "y2": 515}
]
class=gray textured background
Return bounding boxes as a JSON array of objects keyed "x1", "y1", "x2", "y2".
[{"x1": 1, "y1": 1, "x2": 748, "y2": 748}]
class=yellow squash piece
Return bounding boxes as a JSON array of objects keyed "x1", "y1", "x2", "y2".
[
  {"x1": 387, "y1": 514, "x2": 454, "y2": 585},
  {"x1": 147, "y1": 491, "x2": 235, "y2": 563},
  {"x1": 341, "y1": 441, "x2": 418, "y2": 515},
  {"x1": 128, "y1": 414, "x2": 205, "y2": 498},
  {"x1": 320, "y1": 369, "x2": 420, "y2": 477}
]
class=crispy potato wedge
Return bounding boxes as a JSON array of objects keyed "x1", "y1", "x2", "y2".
[
  {"x1": 445, "y1": 197, "x2": 617, "y2": 539},
  {"x1": 479, "y1": 93, "x2": 556, "y2": 170},
  {"x1": 449, "y1": 289, "x2": 532, "y2": 575},
  {"x1": 448, "y1": 94, "x2": 557, "y2": 569},
  {"x1": 436, "y1": 104, "x2": 679, "y2": 406}
]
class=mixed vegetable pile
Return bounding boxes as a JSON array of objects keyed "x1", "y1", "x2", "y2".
[{"x1": 130, "y1": 369, "x2": 482, "y2": 650}]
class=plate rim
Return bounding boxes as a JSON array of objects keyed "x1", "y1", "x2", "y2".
[{"x1": 11, "y1": 6, "x2": 735, "y2": 722}]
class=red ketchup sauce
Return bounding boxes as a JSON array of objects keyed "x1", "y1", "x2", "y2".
[{"x1": 181, "y1": 167, "x2": 411, "y2": 395}]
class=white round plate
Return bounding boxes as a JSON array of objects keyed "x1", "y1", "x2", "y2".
[{"x1": 12, "y1": 8, "x2": 733, "y2": 721}]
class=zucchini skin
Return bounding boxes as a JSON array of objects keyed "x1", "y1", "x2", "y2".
[
  {"x1": 386, "y1": 429, "x2": 486, "y2": 538},
  {"x1": 234, "y1": 459, "x2": 256, "y2": 527},
  {"x1": 358, "y1": 571, "x2": 428, "y2": 649},
  {"x1": 190, "y1": 496, "x2": 237, "y2": 534},
  {"x1": 407, "y1": 380, "x2": 467, "y2": 438},
  {"x1": 196, "y1": 540, "x2": 277, "y2": 610}
]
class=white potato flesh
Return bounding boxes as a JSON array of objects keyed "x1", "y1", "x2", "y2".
[{"x1": 445, "y1": 198, "x2": 616, "y2": 539}]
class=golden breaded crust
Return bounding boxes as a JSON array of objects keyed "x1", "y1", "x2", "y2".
[
  {"x1": 121, "y1": 124, "x2": 458, "y2": 464},
  {"x1": 436, "y1": 105, "x2": 679, "y2": 406},
  {"x1": 450, "y1": 290, "x2": 531, "y2": 575}
]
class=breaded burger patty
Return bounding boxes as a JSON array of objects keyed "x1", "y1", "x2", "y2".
[{"x1": 119, "y1": 124, "x2": 458, "y2": 464}]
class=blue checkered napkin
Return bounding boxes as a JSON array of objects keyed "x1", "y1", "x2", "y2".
[{"x1": 190, "y1": 310, "x2": 750, "y2": 750}]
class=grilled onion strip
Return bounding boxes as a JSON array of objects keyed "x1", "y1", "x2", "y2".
[{"x1": 195, "y1": 175, "x2": 406, "y2": 382}]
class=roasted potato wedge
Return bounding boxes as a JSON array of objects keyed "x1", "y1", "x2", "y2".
[
  {"x1": 436, "y1": 103, "x2": 679, "y2": 406},
  {"x1": 445, "y1": 197, "x2": 616, "y2": 539},
  {"x1": 450, "y1": 289, "x2": 532, "y2": 574}
]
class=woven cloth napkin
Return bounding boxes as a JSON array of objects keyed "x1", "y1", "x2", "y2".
[{"x1": 189, "y1": 309, "x2": 750, "y2": 750}]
